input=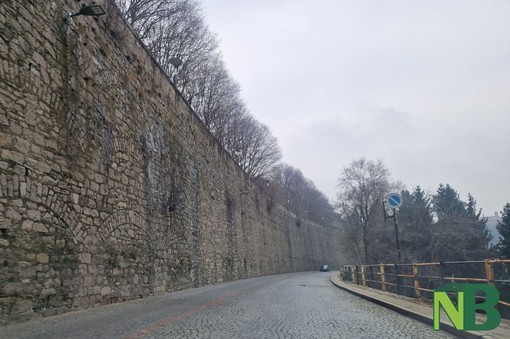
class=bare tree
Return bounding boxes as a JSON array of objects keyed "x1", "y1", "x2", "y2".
[
  {"x1": 192, "y1": 54, "x2": 242, "y2": 137},
  {"x1": 270, "y1": 164, "x2": 337, "y2": 226},
  {"x1": 141, "y1": 2, "x2": 217, "y2": 104},
  {"x1": 114, "y1": 0, "x2": 281, "y2": 179},
  {"x1": 270, "y1": 164, "x2": 308, "y2": 213},
  {"x1": 225, "y1": 114, "x2": 281, "y2": 179},
  {"x1": 115, "y1": 0, "x2": 216, "y2": 104},
  {"x1": 115, "y1": 0, "x2": 193, "y2": 40},
  {"x1": 304, "y1": 184, "x2": 337, "y2": 225},
  {"x1": 336, "y1": 158, "x2": 390, "y2": 264}
]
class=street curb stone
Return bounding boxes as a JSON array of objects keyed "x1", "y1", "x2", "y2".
[{"x1": 331, "y1": 274, "x2": 510, "y2": 339}]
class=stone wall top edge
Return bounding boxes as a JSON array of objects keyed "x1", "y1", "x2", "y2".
[{"x1": 88, "y1": 0, "x2": 257, "y2": 189}]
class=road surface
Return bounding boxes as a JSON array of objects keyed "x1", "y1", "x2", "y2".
[{"x1": 1, "y1": 272, "x2": 453, "y2": 338}]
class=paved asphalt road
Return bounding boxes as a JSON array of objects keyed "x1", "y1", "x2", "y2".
[{"x1": 1, "y1": 272, "x2": 454, "y2": 338}]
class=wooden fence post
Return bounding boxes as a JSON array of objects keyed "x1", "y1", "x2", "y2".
[
  {"x1": 413, "y1": 263, "x2": 421, "y2": 298},
  {"x1": 380, "y1": 264, "x2": 386, "y2": 291},
  {"x1": 361, "y1": 265, "x2": 367, "y2": 286},
  {"x1": 484, "y1": 259, "x2": 495, "y2": 286}
]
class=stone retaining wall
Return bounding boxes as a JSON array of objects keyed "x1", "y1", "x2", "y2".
[{"x1": 0, "y1": 0, "x2": 342, "y2": 324}]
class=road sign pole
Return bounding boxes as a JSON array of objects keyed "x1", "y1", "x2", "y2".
[
  {"x1": 384, "y1": 193, "x2": 403, "y2": 262},
  {"x1": 392, "y1": 210, "x2": 403, "y2": 295},
  {"x1": 393, "y1": 210, "x2": 401, "y2": 262},
  {"x1": 385, "y1": 193, "x2": 404, "y2": 295}
]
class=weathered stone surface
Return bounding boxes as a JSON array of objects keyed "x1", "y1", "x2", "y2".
[
  {"x1": 100, "y1": 286, "x2": 112, "y2": 296},
  {"x1": 0, "y1": 0, "x2": 344, "y2": 325},
  {"x1": 21, "y1": 220, "x2": 33, "y2": 230},
  {"x1": 36, "y1": 253, "x2": 49, "y2": 264},
  {"x1": 33, "y1": 223, "x2": 48, "y2": 233}
]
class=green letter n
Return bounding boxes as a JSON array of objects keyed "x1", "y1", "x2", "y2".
[{"x1": 434, "y1": 291, "x2": 464, "y2": 330}]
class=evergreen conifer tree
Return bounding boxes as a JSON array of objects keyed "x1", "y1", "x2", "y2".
[
  {"x1": 432, "y1": 184, "x2": 491, "y2": 261},
  {"x1": 497, "y1": 203, "x2": 510, "y2": 259},
  {"x1": 399, "y1": 187, "x2": 433, "y2": 262}
]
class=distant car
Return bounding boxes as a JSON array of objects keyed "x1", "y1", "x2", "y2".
[{"x1": 320, "y1": 265, "x2": 330, "y2": 272}]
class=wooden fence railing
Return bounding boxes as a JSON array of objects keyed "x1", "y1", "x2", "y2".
[{"x1": 342, "y1": 259, "x2": 510, "y2": 309}]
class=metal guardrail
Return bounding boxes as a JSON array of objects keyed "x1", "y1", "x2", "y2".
[{"x1": 342, "y1": 259, "x2": 510, "y2": 309}]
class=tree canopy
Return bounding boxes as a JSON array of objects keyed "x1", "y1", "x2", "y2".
[
  {"x1": 336, "y1": 159, "x2": 494, "y2": 265},
  {"x1": 497, "y1": 203, "x2": 510, "y2": 259},
  {"x1": 114, "y1": 0, "x2": 281, "y2": 179},
  {"x1": 336, "y1": 158, "x2": 391, "y2": 264}
]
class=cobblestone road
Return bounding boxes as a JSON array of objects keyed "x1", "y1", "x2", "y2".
[{"x1": 1, "y1": 272, "x2": 454, "y2": 338}]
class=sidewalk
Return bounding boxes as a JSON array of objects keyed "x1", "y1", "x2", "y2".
[{"x1": 330, "y1": 275, "x2": 510, "y2": 339}]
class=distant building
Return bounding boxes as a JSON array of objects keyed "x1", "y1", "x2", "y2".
[{"x1": 486, "y1": 212, "x2": 502, "y2": 246}]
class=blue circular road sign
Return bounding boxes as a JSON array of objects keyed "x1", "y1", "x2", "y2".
[{"x1": 387, "y1": 193, "x2": 403, "y2": 209}]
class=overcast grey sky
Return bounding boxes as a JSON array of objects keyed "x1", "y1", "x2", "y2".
[{"x1": 201, "y1": 0, "x2": 510, "y2": 215}]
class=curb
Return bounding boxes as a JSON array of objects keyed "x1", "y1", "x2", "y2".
[{"x1": 330, "y1": 275, "x2": 483, "y2": 339}]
